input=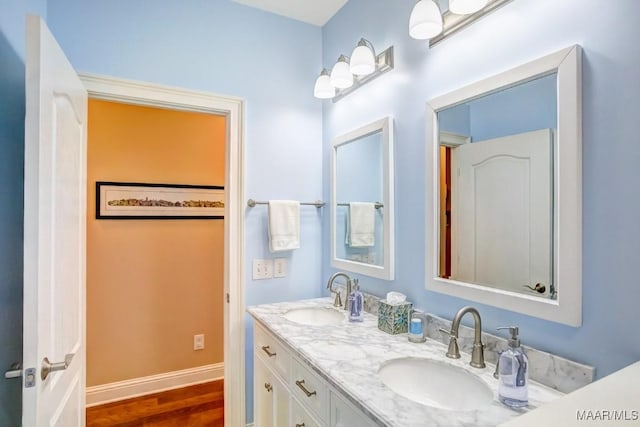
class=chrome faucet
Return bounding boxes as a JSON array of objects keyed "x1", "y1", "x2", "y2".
[
  {"x1": 439, "y1": 306, "x2": 486, "y2": 368},
  {"x1": 326, "y1": 272, "x2": 352, "y2": 310}
]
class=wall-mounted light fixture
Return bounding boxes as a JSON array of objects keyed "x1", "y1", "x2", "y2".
[
  {"x1": 409, "y1": 0, "x2": 513, "y2": 46},
  {"x1": 314, "y1": 38, "x2": 394, "y2": 102}
]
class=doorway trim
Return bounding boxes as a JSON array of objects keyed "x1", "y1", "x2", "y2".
[{"x1": 79, "y1": 73, "x2": 246, "y2": 427}]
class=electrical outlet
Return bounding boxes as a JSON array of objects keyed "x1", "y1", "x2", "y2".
[
  {"x1": 194, "y1": 334, "x2": 205, "y2": 350},
  {"x1": 274, "y1": 258, "x2": 287, "y2": 278},
  {"x1": 252, "y1": 259, "x2": 274, "y2": 280}
]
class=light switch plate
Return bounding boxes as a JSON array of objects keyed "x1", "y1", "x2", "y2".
[
  {"x1": 253, "y1": 259, "x2": 274, "y2": 280},
  {"x1": 274, "y1": 258, "x2": 287, "y2": 278}
]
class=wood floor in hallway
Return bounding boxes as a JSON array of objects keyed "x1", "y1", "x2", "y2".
[{"x1": 86, "y1": 380, "x2": 224, "y2": 426}]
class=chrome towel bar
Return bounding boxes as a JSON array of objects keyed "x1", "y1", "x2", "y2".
[{"x1": 247, "y1": 199, "x2": 325, "y2": 208}]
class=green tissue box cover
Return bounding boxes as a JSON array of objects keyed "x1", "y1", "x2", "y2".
[{"x1": 378, "y1": 301, "x2": 412, "y2": 334}]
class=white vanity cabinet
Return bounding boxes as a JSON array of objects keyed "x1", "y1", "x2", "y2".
[{"x1": 253, "y1": 323, "x2": 375, "y2": 427}]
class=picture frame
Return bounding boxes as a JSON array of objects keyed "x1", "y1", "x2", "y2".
[{"x1": 96, "y1": 181, "x2": 225, "y2": 219}]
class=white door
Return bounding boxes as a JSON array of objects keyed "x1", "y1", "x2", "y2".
[
  {"x1": 451, "y1": 129, "x2": 552, "y2": 293},
  {"x1": 23, "y1": 15, "x2": 87, "y2": 426}
]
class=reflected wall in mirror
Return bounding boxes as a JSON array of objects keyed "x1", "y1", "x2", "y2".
[
  {"x1": 335, "y1": 132, "x2": 384, "y2": 264},
  {"x1": 331, "y1": 117, "x2": 394, "y2": 280},
  {"x1": 425, "y1": 46, "x2": 582, "y2": 326}
]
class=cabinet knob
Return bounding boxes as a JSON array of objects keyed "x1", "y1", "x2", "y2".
[{"x1": 264, "y1": 382, "x2": 273, "y2": 392}]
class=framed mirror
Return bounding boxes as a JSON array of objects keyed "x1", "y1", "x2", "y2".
[
  {"x1": 330, "y1": 117, "x2": 394, "y2": 280},
  {"x1": 425, "y1": 46, "x2": 582, "y2": 326}
]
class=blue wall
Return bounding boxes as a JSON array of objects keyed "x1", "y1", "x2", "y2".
[
  {"x1": 0, "y1": 0, "x2": 46, "y2": 424},
  {"x1": 322, "y1": 0, "x2": 640, "y2": 380},
  {"x1": 45, "y1": 1, "x2": 324, "y2": 423}
]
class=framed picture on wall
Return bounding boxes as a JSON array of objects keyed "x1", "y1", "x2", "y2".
[{"x1": 96, "y1": 181, "x2": 225, "y2": 219}]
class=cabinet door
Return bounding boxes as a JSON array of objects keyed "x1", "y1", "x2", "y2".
[
  {"x1": 255, "y1": 356, "x2": 290, "y2": 427},
  {"x1": 254, "y1": 357, "x2": 274, "y2": 427},
  {"x1": 272, "y1": 371, "x2": 289, "y2": 426}
]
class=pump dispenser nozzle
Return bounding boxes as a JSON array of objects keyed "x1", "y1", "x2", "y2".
[{"x1": 497, "y1": 326, "x2": 520, "y2": 348}]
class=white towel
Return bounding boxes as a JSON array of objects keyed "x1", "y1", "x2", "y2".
[
  {"x1": 346, "y1": 202, "x2": 375, "y2": 247},
  {"x1": 268, "y1": 200, "x2": 300, "y2": 252}
]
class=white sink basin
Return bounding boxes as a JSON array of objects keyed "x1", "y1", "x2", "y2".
[
  {"x1": 378, "y1": 357, "x2": 493, "y2": 411},
  {"x1": 282, "y1": 307, "x2": 344, "y2": 326}
]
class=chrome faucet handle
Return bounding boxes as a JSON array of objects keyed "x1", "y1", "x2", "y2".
[
  {"x1": 439, "y1": 327, "x2": 461, "y2": 359},
  {"x1": 438, "y1": 327, "x2": 454, "y2": 336},
  {"x1": 470, "y1": 342, "x2": 486, "y2": 368},
  {"x1": 493, "y1": 352, "x2": 502, "y2": 379},
  {"x1": 333, "y1": 291, "x2": 342, "y2": 308},
  {"x1": 446, "y1": 337, "x2": 461, "y2": 359},
  {"x1": 342, "y1": 278, "x2": 352, "y2": 311}
]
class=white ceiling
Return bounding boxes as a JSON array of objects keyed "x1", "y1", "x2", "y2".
[{"x1": 231, "y1": 0, "x2": 348, "y2": 26}]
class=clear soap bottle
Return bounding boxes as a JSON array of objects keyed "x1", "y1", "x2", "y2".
[
  {"x1": 348, "y1": 279, "x2": 364, "y2": 322},
  {"x1": 497, "y1": 326, "x2": 528, "y2": 408}
]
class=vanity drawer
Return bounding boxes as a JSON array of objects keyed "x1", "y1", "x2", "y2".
[
  {"x1": 291, "y1": 397, "x2": 322, "y2": 427},
  {"x1": 255, "y1": 324, "x2": 290, "y2": 381},
  {"x1": 291, "y1": 358, "x2": 329, "y2": 423}
]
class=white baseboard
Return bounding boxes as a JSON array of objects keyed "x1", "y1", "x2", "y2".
[{"x1": 86, "y1": 363, "x2": 224, "y2": 407}]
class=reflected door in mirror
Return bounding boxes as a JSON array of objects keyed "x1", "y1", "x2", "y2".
[{"x1": 442, "y1": 129, "x2": 553, "y2": 294}]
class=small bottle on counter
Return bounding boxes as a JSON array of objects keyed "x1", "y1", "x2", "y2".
[
  {"x1": 408, "y1": 310, "x2": 427, "y2": 343},
  {"x1": 348, "y1": 279, "x2": 364, "y2": 322},
  {"x1": 497, "y1": 326, "x2": 528, "y2": 408}
]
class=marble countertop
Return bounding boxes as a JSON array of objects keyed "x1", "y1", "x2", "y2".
[
  {"x1": 501, "y1": 360, "x2": 640, "y2": 427},
  {"x1": 248, "y1": 297, "x2": 564, "y2": 427}
]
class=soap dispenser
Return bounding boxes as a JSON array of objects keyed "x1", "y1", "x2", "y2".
[
  {"x1": 348, "y1": 279, "x2": 364, "y2": 322},
  {"x1": 496, "y1": 326, "x2": 528, "y2": 408}
]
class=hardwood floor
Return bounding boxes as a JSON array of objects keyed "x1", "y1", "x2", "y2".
[{"x1": 86, "y1": 380, "x2": 224, "y2": 427}]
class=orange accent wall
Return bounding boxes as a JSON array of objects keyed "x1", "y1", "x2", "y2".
[{"x1": 86, "y1": 99, "x2": 226, "y2": 386}]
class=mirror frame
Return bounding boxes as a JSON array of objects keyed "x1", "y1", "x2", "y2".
[
  {"x1": 330, "y1": 116, "x2": 395, "y2": 280},
  {"x1": 425, "y1": 46, "x2": 582, "y2": 326}
]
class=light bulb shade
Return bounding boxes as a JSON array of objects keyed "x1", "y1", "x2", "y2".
[
  {"x1": 314, "y1": 69, "x2": 335, "y2": 99},
  {"x1": 330, "y1": 56, "x2": 353, "y2": 89},
  {"x1": 350, "y1": 40, "x2": 376, "y2": 76},
  {"x1": 449, "y1": 0, "x2": 488, "y2": 15},
  {"x1": 409, "y1": 0, "x2": 443, "y2": 40}
]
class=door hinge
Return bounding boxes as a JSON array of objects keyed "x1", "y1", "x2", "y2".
[{"x1": 226, "y1": 293, "x2": 230, "y2": 303}]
